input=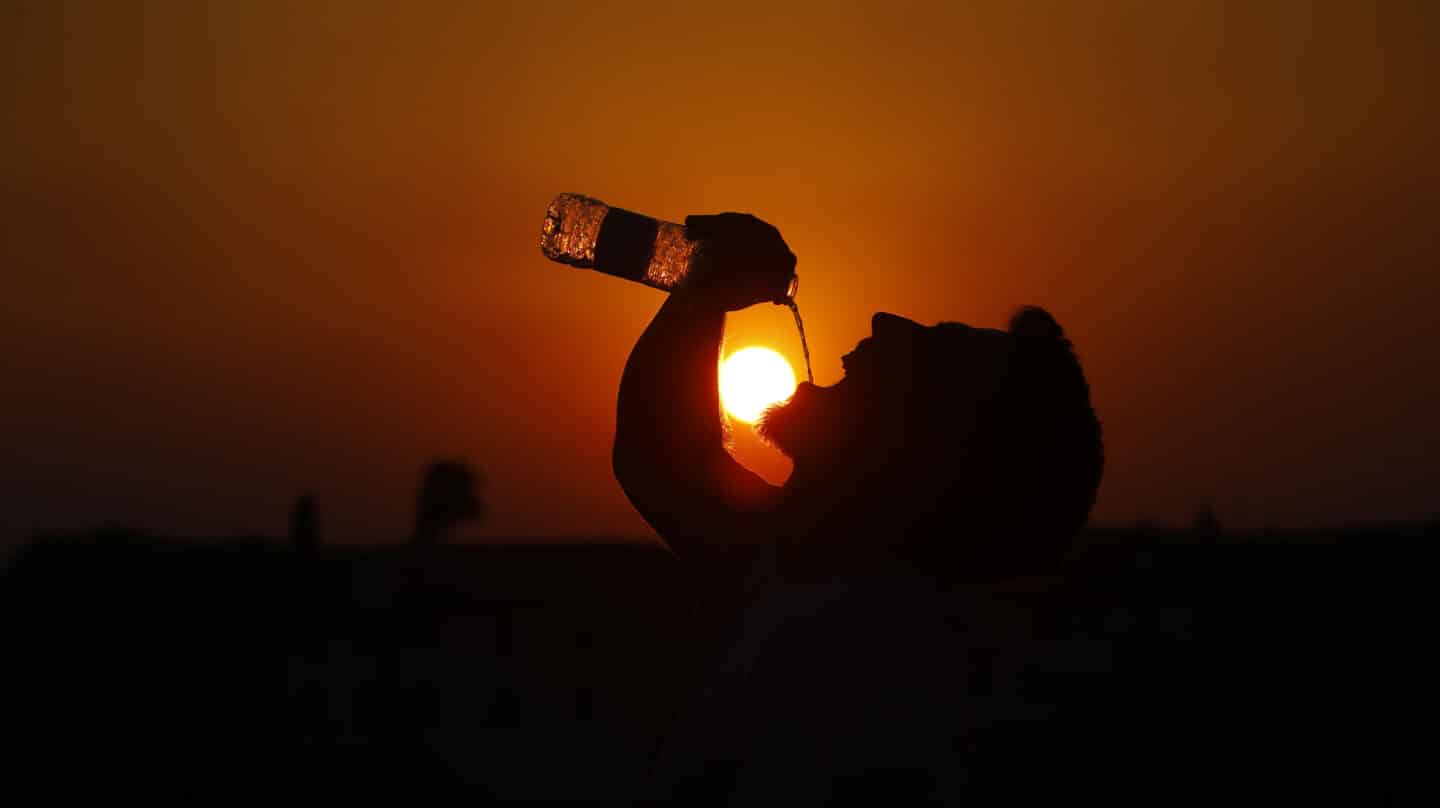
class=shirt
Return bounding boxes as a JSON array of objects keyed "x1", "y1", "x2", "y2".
[{"x1": 649, "y1": 550, "x2": 972, "y2": 806}]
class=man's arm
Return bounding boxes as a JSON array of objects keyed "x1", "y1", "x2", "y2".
[{"x1": 613, "y1": 290, "x2": 780, "y2": 572}]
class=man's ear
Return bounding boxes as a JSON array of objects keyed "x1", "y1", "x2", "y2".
[{"x1": 1009, "y1": 306, "x2": 1065, "y2": 341}]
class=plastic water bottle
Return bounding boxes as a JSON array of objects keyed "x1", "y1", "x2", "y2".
[
  {"x1": 539, "y1": 193, "x2": 812, "y2": 382},
  {"x1": 539, "y1": 193, "x2": 798, "y2": 301}
]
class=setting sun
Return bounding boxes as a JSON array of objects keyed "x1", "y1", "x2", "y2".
[{"x1": 720, "y1": 347, "x2": 797, "y2": 424}]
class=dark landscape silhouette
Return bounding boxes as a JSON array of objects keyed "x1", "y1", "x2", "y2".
[{"x1": 3, "y1": 520, "x2": 1426, "y2": 803}]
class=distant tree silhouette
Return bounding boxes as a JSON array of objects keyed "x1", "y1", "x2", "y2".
[
  {"x1": 290, "y1": 493, "x2": 319, "y2": 552},
  {"x1": 413, "y1": 460, "x2": 484, "y2": 546}
]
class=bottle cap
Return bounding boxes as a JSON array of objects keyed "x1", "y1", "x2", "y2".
[{"x1": 782, "y1": 274, "x2": 799, "y2": 303}]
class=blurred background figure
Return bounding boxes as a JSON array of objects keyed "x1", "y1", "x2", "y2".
[{"x1": 413, "y1": 460, "x2": 485, "y2": 547}]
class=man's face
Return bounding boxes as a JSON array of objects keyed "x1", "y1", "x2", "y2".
[
  {"x1": 758, "y1": 313, "x2": 927, "y2": 463},
  {"x1": 757, "y1": 312, "x2": 1013, "y2": 467}
]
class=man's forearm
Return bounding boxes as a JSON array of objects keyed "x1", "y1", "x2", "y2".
[
  {"x1": 612, "y1": 292, "x2": 780, "y2": 568},
  {"x1": 614, "y1": 292, "x2": 728, "y2": 469}
]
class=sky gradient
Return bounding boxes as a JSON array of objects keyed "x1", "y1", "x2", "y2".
[{"x1": 4, "y1": 1, "x2": 1437, "y2": 550}]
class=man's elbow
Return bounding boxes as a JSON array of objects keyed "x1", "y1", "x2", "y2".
[
  {"x1": 611, "y1": 437, "x2": 640, "y2": 481},
  {"x1": 612, "y1": 441, "x2": 663, "y2": 506}
]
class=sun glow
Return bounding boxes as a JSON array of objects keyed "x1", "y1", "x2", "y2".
[{"x1": 720, "y1": 347, "x2": 797, "y2": 424}]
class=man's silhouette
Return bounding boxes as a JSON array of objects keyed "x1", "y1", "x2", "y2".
[{"x1": 613, "y1": 214, "x2": 1102, "y2": 805}]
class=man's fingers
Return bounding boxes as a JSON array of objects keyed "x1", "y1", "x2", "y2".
[
  {"x1": 682, "y1": 213, "x2": 715, "y2": 238},
  {"x1": 685, "y1": 212, "x2": 782, "y2": 243},
  {"x1": 683, "y1": 213, "x2": 732, "y2": 240}
]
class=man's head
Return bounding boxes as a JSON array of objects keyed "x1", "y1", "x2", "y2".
[{"x1": 758, "y1": 307, "x2": 1103, "y2": 578}]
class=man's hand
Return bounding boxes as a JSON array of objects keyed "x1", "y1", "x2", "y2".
[{"x1": 679, "y1": 213, "x2": 797, "y2": 312}]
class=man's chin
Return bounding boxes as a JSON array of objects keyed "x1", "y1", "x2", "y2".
[
  {"x1": 756, "y1": 382, "x2": 821, "y2": 457},
  {"x1": 755, "y1": 398, "x2": 799, "y2": 456}
]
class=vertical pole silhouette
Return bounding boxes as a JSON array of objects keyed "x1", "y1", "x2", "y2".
[
  {"x1": 1193, "y1": 504, "x2": 1222, "y2": 538},
  {"x1": 290, "y1": 493, "x2": 319, "y2": 553}
]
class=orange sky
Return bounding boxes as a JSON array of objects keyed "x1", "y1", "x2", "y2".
[{"x1": 3, "y1": 1, "x2": 1437, "y2": 549}]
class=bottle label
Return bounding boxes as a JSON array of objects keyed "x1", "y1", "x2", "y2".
[{"x1": 594, "y1": 207, "x2": 661, "y2": 283}]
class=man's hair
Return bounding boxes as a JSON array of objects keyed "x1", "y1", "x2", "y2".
[{"x1": 904, "y1": 307, "x2": 1103, "y2": 578}]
